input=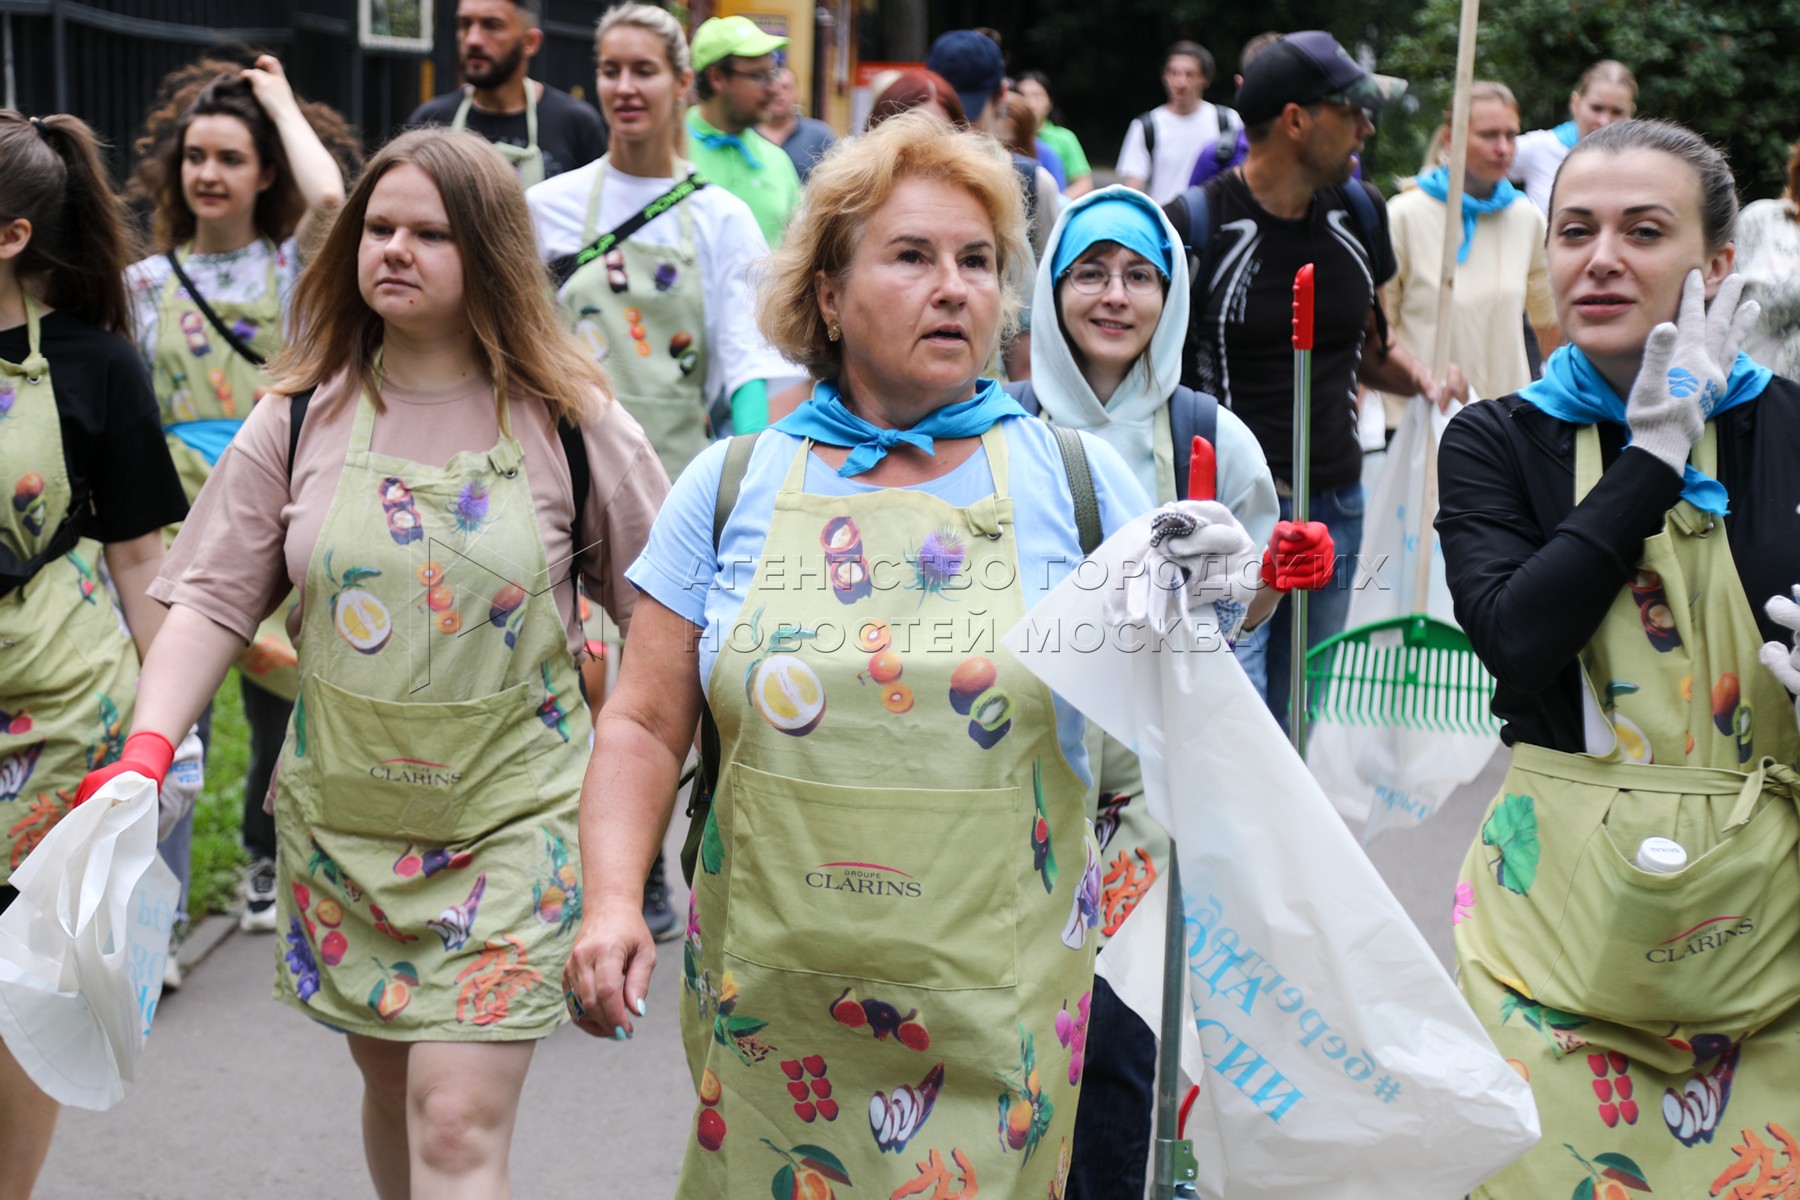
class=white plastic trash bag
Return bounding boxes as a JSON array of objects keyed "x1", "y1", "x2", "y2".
[
  {"x1": 1309, "y1": 394, "x2": 1502, "y2": 842},
  {"x1": 1005, "y1": 514, "x2": 1538, "y2": 1200},
  {"x1": 0, "y1": 772, "x2": 179, "y2": 1110}
]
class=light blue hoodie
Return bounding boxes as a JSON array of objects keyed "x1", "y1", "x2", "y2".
[{"x1": 1027, "y1": 186, "x2": 1278, "y2": 546}]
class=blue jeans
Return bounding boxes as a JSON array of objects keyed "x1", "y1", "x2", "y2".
[{"x1": 1232, "y1": 482, "x2": 1364, "y2": 734}]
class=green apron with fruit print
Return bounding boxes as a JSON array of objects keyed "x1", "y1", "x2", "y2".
[
  {"x1": 1456, "y1": 424, "x2": 1800, "y2": 1199},
  {"x1": 0, "y1": 299, "x2": 137, "y2": 886},
  {"x1": 268, "y1": 386, "x2": 589, "y2": 1039},
  {"x1": 153, "y1": 245, "x2": 300, "y2": 701},
  {"x1": 678, "y1": 427, "x2": 1097, "y2": 1200},
  {"x1": 563, "y1": 158, "x2": 710, "y2": 484}
]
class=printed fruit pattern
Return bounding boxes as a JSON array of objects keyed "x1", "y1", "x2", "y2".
[
  {"x1": 379, "y1": 476, "x2": 422, "y2": 545},
  {"x1": 85, "y1": 693, "x2": 124, "y2": 772},
  {"x1": 1662, "y1": 1039, "x2": 1738, "y2": 1146},
  {"x1": 537, "y1": 662, "x2": 573, "y2": 742},
  {"x1": 1599, "y1": 681, "x2": 1651, "y2": 765},
  {"x1": 908, "y1": 525, "x2": 966, "y2": 603},
  {"x1": 0, "y1": 743, "x2": 42, "y2": 805},
  {"x1": 1060, "y1": 821, "x2": 1101, "y2": 951},
  {"x1": 307, "y1": 839, "x2": 363, "y2": 901},
  {"x1": 324, "y1": 549, "x2": 391, "y2": 654},
  {"x1": 1711, "y1": 673, "x2": 1754, "y2": 763},
  {"x1": 763, "y1": 1140, "x2": 852, "y2": 1200},
  {"x1": 392, "y1": 844, "x2": 474, "y2": 879},
  {"x1": 870, "y1": 1062, "x2": 944, "y2": 1153},
  {"x1": 952, "y1": 656, "x2": 1015, "y2": 750},
  {"x1": 890, "y1": 1148, "x2": 979, "y2": 1199},
  {"x1": 1587, "y1": 1050, "x2": 1639, "y2": 1128},
  {"x1": 829, "y1": 987, "x2": 931, "y2": 1049},
  {"x1": 367, "y1": 958, "x2": 418, "y2": 1022},
  {"x1": 1629, "y1": 570, "x2": 1680, "y2": 652},
  {"x1": 822, "y1": 516, "x2": 872, "y2": 604},
  {"x1": 711, "y1": 970, "x2": 776, "y2": 1066},
  {"x1": 533, "y1": 827, "x2": 582, "y2": 935},
  {"x1": 66, "y1": 548, "x2": 98, "y2": 605},
  {"x1": 696, "y1": 1066, "x2": 727, "y2": 1151},
  {"x1": 426, "y1": 872, "x2": 487, "y2": 951},
  {"x1": 1482, "y1": 792, "x2": 1541, "y2": 896},
  {"x1": 1030, "y1": 759, "x2": 1058, "y2": 894},
  {"x1": 1563, "y1": 1143, "x2": 1652, "y2": 1200},
  {"x1": 995, "y1": 1025, "x2": 1054, "y2": 1161},
  {"x1": 860, "y1": 645, "x2": 914, "y2": 714},
  {"x1": 1049, "y1": 1136, "x2": 1072, "y2": 1199},
  {"x1": 1054, "y1": 992, "x2": 1091, "y2": 1086},
  {"x1": 1498, "y1": 987, "x2": 1589, "y2": 1057},
  {"x1": 1711, "y1": 1122, "x2": 1800, "y2": 1200},
  {"x1": 781, "y1": 1055, "x2": 839, "y2": 1123},
  {"x1": 489, "y1": 582, "x2": 527, "y2": 648},
  {"x1": 449, "y1": 477, "x2": 491, "y2": 536},
  {"x1": 7, "y1": 473, "x2": 41, "y2": 537},
  {"x1": 0, "y1": 705, "x2": 33, "y2": 736},
  {"x1": 740, "y1": 605, "x2": 826, "y2": 735},
  {"x1": 857, "y1": 620, "x2": 891, "y2": 653}
]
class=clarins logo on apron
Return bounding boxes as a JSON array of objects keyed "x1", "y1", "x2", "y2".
[
  {"x1": 369, "y1": 757, "x2": 463, "y2": 787},
  {"x1": 1646, "y1": 915, "x2": 1755, "y2": 964},
  {"x1": 804, "y1": 861, "x2": 923, "y2": 899}
]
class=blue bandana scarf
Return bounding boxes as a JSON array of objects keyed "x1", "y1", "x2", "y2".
[
  {"x1": 1519, "y1": 345, "x2": 1772, "y2": 514},
  {"x1": 692, "y1": 130, "x2": 762, "y2": 170},
  {"x1": 773, "y1": 379, "x2": 1027, "y2": 477},
  {"x1": 1552, "y1": 120, "x2": 1580, "y2": 148},
  {"x1": 1415, "y1": 167, "x2": 1520, "y2": 264}
]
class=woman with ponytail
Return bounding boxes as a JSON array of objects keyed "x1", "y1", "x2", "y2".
[
  {"x1": 125, "y1": 53, "x2": 355, "y2": 950},
  {"x1": 0, "y1": 111, "x2": 187, "y2": 1200}
]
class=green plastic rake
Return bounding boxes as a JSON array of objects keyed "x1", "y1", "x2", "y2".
[{"x1": 1305, "y1": 613, "x2": 1500, "y2": 736}]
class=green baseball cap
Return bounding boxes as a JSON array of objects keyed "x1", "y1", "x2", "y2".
[{"x1": 691, "y1": 16, "x2": 787, "y2": 74}]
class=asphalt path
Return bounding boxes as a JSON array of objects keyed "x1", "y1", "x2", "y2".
[{"x1": 38, "y1": 752, "x2": 1507, "y2": 1198}]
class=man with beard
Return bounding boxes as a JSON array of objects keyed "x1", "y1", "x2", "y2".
[
  {"x1": 684, "y1": 16, "x2": 803, "y2": 245},
  {"x1": 409, "y1": 0, "x2": 606, "y2": 187}
]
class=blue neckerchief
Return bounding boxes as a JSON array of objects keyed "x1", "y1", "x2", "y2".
[
  {"x1": 1519, "y1": 345, "x2": 1773, "y2": 514},
  {"x1": 1552, "y1": 120, "x2": 1580, "y2": 148},
  {"x1": 165, "y1": 418, "x2": 244, "y2": 468},
  {"x1": 692, "y1": 130, "x2": 762, "y2": 170},
  {"x1": 1414, "y1": 167, "x2": 1520, "y2": 264},
  {"x1": 773, "y1": 379, "x2": 1027, "y2": 477}
]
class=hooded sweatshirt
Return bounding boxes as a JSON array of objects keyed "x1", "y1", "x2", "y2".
[{"x1": 1028, "y1": 186, "x2": 1278, "y2": 546}]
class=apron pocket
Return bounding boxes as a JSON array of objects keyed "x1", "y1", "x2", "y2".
[
  {"x1": 1527, "y1": 767, "x2": 1800, "y2": 1031},
  {"x1": 292, "y1": 674, "x2": 538, "y2": 844},
  {"x1": 721, "y1": 761, "x2": 1020, "y2": 992}
]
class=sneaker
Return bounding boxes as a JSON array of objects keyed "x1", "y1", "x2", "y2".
[
  {"x1": 163, "y1": 922, "x2": 187, "y2": 992},
  {"x1": 240, "y1": 856, "x2": 278, "y2": 934},
  {"x1": 643, "y1": 853, "x2": 680, "y2": 943}
]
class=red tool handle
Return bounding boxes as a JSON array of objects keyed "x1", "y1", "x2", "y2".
[
  {"x1": 1186, "y1": 435, "x2": 1216, "y2": 502},
  {"x1": 1291, "y1": 263, "x2": 1315, "y2": 351}
]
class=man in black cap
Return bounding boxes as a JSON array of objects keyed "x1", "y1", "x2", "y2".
[{"x1": 1166, "y1": 31, "x2": 1465, "y2": 729}]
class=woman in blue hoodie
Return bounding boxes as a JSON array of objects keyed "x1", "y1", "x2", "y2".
[{"x1": 1020, "y1": 186, "x2": 1341, "y2": 1198}]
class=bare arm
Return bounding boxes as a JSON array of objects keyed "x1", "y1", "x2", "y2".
[
  {"x1": 129, "y1": 603, "x2": 245, "y2": 745},
  {"x1": 563, "y1": 596, "x2": 706, "y2": 1037},
  {"x1": 243, "y1": 55, "x2": 346, "y2": 246},
  {"x1": 1063, "y1": 174, "x2": 1095, "y2": 200},
  {"x1": 102, "y1": 531, "x2": 169, "y2": 662},
  {"x1": 1355, "y1": 308, "x2": 1469, "y2": 409}
]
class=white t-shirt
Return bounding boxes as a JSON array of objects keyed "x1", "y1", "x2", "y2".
[
  {"x1": 124, "y1": 236, "x2": 302, "y2": 372},
  {"x1": 1115, "y1": 102, "x2": 1224, "y2": 204},
  {"x1": 1510, "y1": 128, "x2": 1571, "y2": 214},
  {"x1": 527, "y1": 161, "x2": 799, "y2": 403}
]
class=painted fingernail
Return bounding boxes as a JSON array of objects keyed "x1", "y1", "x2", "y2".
[
  {"x1": 635, "y1": 997, "x2": 647, "y2": 1017},
  {"x1": 613, "y1": 1025, "x2": 628, "y2": 1041}
]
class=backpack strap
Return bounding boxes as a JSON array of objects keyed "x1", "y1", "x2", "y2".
[
  {"x1": 1172, "y1": 183, "x2": 1214, "y2": 286},
  {"x1": 1001, "y1": 378, "x2": 1041, "y2": 416},
  {"x1": 1334, "y1": 180, "x2": 1392, "y2": 346},
  {"x1": 1167, "y1": 384, "x2": 1219, "y2": 501},
  {"x1": 558, "y1": 418, "x2": 590, "y2": 550},
  {"x1": 1136, "y1": 109, "x2": 1158, "y2": 163},
  {"x1": 286, "y1": 387, "x2": 317, "y2": 482},
  {"x1": 680, "y1": 431, "x2": 761, "y2": 887},
  {"x1": 1049, "y1": 424, "x2": 1103, "y2": 556},
  {"x1": 1212, "y1": 104, "x2": 1241, "y2": 166}
]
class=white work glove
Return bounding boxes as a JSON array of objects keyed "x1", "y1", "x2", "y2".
[
  {"x1": 1760, "y1": 588, "x2": 1800, "y2": 728},
  {"x1": 1627, "y1": 271, "x2": 1758, "y2": 475},
  {"x1": 157, "y1": 725, "x2": 205, "y2": 841},
  {"x1": 1104, "y1": 500, "x2": 1258, "y2": 640}
]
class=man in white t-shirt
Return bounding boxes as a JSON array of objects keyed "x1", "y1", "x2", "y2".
[{"x1": 1116, "y1": 40, "x2": 1239, "y2": 205}]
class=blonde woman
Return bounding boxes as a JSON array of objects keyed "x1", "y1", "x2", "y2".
[{"x1": 80, "y1": 128, "x2": 667, "y2": 1198}]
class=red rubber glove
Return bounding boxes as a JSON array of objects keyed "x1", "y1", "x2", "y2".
[
  {"x1": 73, "y1": 731, "x2": 175, "y2": 807},
  {"x1": 1260, "y1": 521, "x2": 1336, "y2": 592}
]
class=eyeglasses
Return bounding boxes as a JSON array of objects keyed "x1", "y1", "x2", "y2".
[
  {"x1": 1064, "y1": 264, "x2": 1163, "y2": 295},
  {"x1": 720, "y1": 66, "x2": 779, "y2": 86}
]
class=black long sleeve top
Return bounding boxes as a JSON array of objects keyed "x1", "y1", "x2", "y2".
[{"x1": 1435, "y1": 377, "x2": 1800, "y2": 751}]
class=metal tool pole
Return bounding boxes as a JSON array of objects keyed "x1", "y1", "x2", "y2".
[
  {"x1": 1289, "y1": 265, "x2": 1316, "y2": 755},
  {"x1": 1152, "y1": 854, "x2": 1199, "y2": 1197}
]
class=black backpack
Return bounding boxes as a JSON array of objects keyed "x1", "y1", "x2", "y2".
[
  {"x1": 1136, "y1": 103, "x2": 1243, "y2": 174},
  {"x1": 1004, "y1": 379, "x2": 1218, "y2": 503}
]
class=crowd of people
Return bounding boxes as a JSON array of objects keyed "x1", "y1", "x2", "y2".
[{"x1": 3, "y1": 0, "x2": 1800, "y2": 1197}]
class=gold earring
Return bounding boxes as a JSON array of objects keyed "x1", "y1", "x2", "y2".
[{"x1": 828, "y1": 323, "x2": 840, "y2": 342}]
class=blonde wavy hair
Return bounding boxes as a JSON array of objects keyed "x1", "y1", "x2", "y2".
[
  {"x1": 757, "y1": 110, "x2": 1032, "y2": 381},
  {"x1": 267, "y1": 128, "x2": 607, "y2": 425}
]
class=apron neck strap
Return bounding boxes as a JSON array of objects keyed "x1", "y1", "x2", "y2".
[
  {"x1": 0, "y1": 294, "x2": 46, "y2": 380},
  {"x1": 778, "y1": 422, "x2": 1012, "y2": 495},
  {"x1": 1574, "y1": 421, "x2": 1718, "y2": 503}
]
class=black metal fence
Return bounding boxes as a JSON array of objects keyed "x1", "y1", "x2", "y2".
[{"x1": 0, "y1": 0, "x2": 612, "y2": 177}]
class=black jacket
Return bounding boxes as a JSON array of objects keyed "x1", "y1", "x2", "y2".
[{"x1": 1435, "y1": 377, "x2": 1800, "y2": 751}]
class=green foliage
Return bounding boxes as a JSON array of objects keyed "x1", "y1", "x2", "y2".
[
  {"x1": 188, "y1": 672, "x2": 251, "y2": 920},
  {"x1": 1481, "y1": 792, "x2": 1541, "y2": 896},
  {"x1": 1387, "y1": 0, "x2": 1800, "y2": 201}
]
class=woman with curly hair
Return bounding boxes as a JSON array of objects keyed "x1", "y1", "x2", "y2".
[{"x1": 124, "y1": 53, "x2": 356, "y2": 949}]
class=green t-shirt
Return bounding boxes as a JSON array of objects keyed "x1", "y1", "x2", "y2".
[
  {"x1": 684, "y1": 109, "x2": 802, "y2": 247},
  {"x1": 1039, "y1": 122, "x2": 1090, "y2": 182}
]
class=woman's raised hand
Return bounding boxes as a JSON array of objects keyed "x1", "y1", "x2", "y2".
[
  {"x1": 1759, "y1": 587, "x2": 1800, "y2": 701},
  {"x1": 1627, "y1": 271, "x2": 1759, "y2": 474},
  {"x1": 562, "y1": 895, "x2": 657, "y2": 1042},
  {"x1": 241, "y1": 54, "x2": 301, "y2": 120}
]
